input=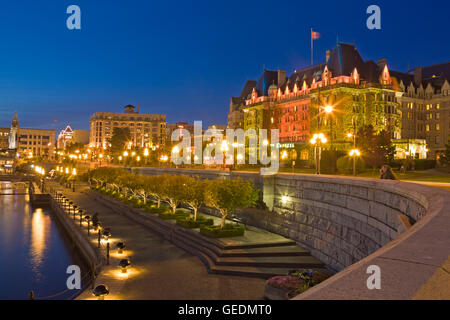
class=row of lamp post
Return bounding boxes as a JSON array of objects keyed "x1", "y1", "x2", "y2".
[{"x1": 54, "y1": 188, "x2": 132, "y2": 300}]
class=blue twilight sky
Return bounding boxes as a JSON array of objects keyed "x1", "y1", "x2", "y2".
[{"x1": 0, "y1": 0, "x2": 448, "y2": 132}]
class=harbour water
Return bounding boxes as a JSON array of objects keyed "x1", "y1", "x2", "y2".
[{"x1": 0, "y1": 182, "x2": 87, "y2": 300}]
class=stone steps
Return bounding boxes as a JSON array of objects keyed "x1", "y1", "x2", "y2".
[
  {"x1": 221, "y1": 245, "x2": 310, "y2": 257},
  {"x1": 215, "y1": 256, "x2": 324, "y2": 268},
  {"x1": 208, "y1": 266, "x2": 329, "y2": 280},
  {"x1": 219, "y1": 240, "x2": 297, "y2": 250},
  {"x1": 173, "y1": 225, "x2": 324, "y2": 278}
]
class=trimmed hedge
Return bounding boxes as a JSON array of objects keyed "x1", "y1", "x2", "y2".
[
  {"x1": 336, "y1": 156, "x2": 366, "y2": 174},
  {"x1": 200, "y1": 224, "x2": 245, "y2": 238},
  {"x1": 176, "y1": 216, "x2": 214, "y2": 228},
  {"x1": 158, "y1": 210, "x2": 190, "y2": 220},
  {"x1": 414, "y1": 159, "x2": 436, "y2": 170},
  {"x1": 146, "y1": 206, "x2": 170, "y2": 214}
]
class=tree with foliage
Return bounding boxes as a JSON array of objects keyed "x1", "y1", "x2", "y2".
[
  {"x1": 65, "y1": 142, "x2": 86, "y2": 155},
  {"x1": 357, "y1": 125, "x2": 395, "y2": 168},
  {"x1": 439, "y1": 136, "x2": 450, "y2": 167},
  {"x1": 90, "y1": 167, "x2": 129, "y2": 187},
  {"x1": 109, "y1": 127, "x2": 131, "y2": 158},
  {"x1": 378, "y1": 129, "x2": 396, "y2": 164},
  {"x1": 180, "y1": 176, "x2": 207, "y2": 221},
  {"x1": 145, "y1": 175, "x2": 165, "y2": 208},
  {"x1": 205, "y1": 177, "x2": 259, "y2": 229},
  {"x1": 160, "y1": 174, "x2": 191, "y2": 213},
  {"x1": 134, "y1": 175, "x2": 151, "y2": 204},
  {"x1": 357, "y1": 125, "x2": 381, "y2": 168}
]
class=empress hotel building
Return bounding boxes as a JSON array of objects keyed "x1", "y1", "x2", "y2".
[{"x1": 228, "y1": 43, "x2": 450, "y2": 160}]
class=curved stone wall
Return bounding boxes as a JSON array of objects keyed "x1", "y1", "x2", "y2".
[{"x1": 255, "y1": 174, "x2": 427, "y2": 271}]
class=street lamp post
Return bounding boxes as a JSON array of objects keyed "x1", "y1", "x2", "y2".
[
  {"x1": 349, "y1": 149, "x2": 361, "y2": 176},
  {"x1": 72, "y1": 168, "x2": 77, "y2": 192},
  {"x1": 220, "y1": 140, "x2": 229, "y2": 170},
  {"x1": 310, "y1": 133, "x2": 327, "y2": 175},
  {"x1": 347, "y1": 114, "x2": 359, "y2": 176},
  {"x1": 144, "y1": 148, "x2": 149, "y2": 166}
]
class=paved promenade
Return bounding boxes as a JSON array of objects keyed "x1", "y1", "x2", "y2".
[{"x1": 48, "y1": 181, "x2": 266, "y2": 300}]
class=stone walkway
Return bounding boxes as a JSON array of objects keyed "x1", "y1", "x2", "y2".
[{"x1": 48, "y1": 181, "x2": 265, "y2": 300}]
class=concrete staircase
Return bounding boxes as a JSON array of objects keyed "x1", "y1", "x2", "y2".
[{"x1": 171, "y1": 226, "x2": 326, "y2": 279}]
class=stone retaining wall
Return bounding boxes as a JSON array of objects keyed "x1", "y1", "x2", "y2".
[
  {"x1": 49, "y1": 198, "x2": 104, "y2": 277},
  {"x1": 246, "y1": 175, "x2": 427, "y2": 271},
  {"x1": 133, "y1": 168, "x2": 432, "y2": 272}
]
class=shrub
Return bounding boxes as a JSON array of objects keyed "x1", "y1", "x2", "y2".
[
  {"x1": 266, "y1": 276, "x2": 306, "y2": 291},
  {"x1": 176, "y1": 216, "x2": 214, "y2": 228},
  {"x1": 320, "y1": 150, "x2": 346, "y2": 174},
  {"x1": 158, "y1": 211, "x2": 190, "y2": 220},
  {"x1": 288, "y1": 269, "x2": 332, "y2": 286},
  {"x1": 147, "y1": 207, "x2": 170, "y2": 214},
  {"x1": 336, "y1": 156, "x2": 366, "y2": 174},
  {"x1": 200, "y1": 224, "x2": 245, "y2": 238},
  {"x1": 414, "y1": 159, "x2": 436, "y2": 170}
]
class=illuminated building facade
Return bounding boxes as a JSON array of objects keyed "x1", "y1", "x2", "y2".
[
  {"x1": 0, "y1": 128, "x2": 10, "y2": 151},
  {"x1": 394, "y1": 64, "x2": 450, "y2": 159},
  {"x1": 17, "y1": 128, "x2": 55, "y2": 159},
  {"x1": 57, "y1": 125, "x2": 90, "y2": 149},
  {"x1": 1, "y1": 113, "x2": 55, "y2": 160},
  {"x1": 230, "y1": 43, "x2": 450, "y2": 160},
  {"x1": 89, "y1": 104, "x2": 166, "y2": 149},
  {"x1": 166, "y1": 122, "x2": 194, "y2": 140}
]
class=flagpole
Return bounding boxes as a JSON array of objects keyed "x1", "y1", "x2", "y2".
[{"x1": 311, "y1": 28, "x2": 313, "y2": 66}]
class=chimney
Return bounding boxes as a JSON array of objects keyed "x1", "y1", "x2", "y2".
[
  {"x1": 136, "y1": 104, "x2": 140, "y2": 114},
  {"x1": 326, "y1": 50, "x2": 332, "y2": 63},
  {"x1": 413, "y1": 67, "x2": 422, "y2": 86},
  {"x1": 277, "y1": 69, "x2": 286, "y2": 86},
  {"x1": 377, "y1": 58, "x2": 387, "y2": 68}
]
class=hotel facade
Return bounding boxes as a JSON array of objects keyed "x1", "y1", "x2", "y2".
[
  {"x1": 89, "y1": 104, "x2": 166, "y2": 149},
  {"x1": 228, "y1": 43, "x2": 450, "y2": 160}
]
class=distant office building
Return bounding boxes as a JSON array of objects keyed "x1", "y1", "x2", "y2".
[
  {"x1": 0, "y1": 152, "x2": 15, "y2": 174},
  {"x1": 166, "y1": 122, "x2": 194, "y2": 140},
  {"x1": 0, "y1": 128, "x2": 10, "y2": 151},
  {"x1": 57, "y1": 125, "x2": 90, "y2": 149},
  {"x1": 89, "y1": 104, "x2": 166, "y2": 149},
  {"x1": 1, "y1": 114, "x2": 55, "y2": 160},
  {"x1": 18, "y1": 128, "x2": 55, "y2": 159},
  {"x1": 2, "y1": 112, "x2": 55, "y2": 159}
]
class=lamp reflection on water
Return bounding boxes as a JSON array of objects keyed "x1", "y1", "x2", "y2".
[{"x1": 30, "y1": 209, "x2": 50, "y2": 280}]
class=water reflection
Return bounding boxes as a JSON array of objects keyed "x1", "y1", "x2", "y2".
[
  {"x1": 0, "y1": 182, "x2": 87, "y2": 299},
  {"x1": 30, "y1": 209, "x2": 50, "y2": 281}
]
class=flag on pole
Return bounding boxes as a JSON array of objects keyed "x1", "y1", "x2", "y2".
[
  {"x1": 311, "y1": 30, "x2": 321, "y2": 39},
  {"x1": 310, "y1": 29, "x2": 320, "y2": 65}
]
